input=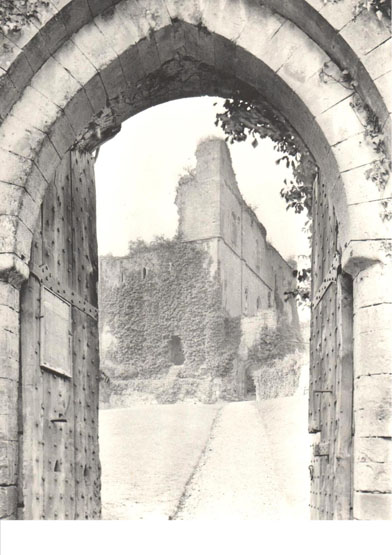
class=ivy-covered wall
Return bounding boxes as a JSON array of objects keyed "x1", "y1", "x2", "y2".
[{"x1": 99, "y1": 238, "x2": 242, "y2": 404}]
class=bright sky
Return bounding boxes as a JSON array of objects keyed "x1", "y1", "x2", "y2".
[{"x1": 95, "y1": 96, "x2": 310, "y2": 261}]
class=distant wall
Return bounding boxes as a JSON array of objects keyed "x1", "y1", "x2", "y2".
[{"x1": 99, "y1": 239, "x2": 242, "y2": 405}]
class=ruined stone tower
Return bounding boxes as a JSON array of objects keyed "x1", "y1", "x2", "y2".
[
  {"x1": 176, "y1": 137, "x2": 299, "y2": 327},
  {"x1": 99, "y1": 138, "x2": 300, "y2": 405}
]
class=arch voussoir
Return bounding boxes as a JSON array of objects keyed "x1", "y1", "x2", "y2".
[{"x1": 0, "y1": 0, "x2": 390, "y2": 521}]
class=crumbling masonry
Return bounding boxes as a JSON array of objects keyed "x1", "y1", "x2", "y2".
[{"x1": 99, "y1": 138, "x2": 300, "y2": 404}]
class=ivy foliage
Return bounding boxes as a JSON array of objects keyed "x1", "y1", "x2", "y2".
[
  {"x1": 247, "y1": 324, "x2": 303, "y2": 371},
  {"x1": 99, "y1": 237, "x2": 242, "y2": 381},
  {"x1": 0, "y1": 0, "x2": 49, "y2": 35}
]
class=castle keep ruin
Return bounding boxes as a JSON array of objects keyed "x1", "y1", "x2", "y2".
[{"x1": 99, "y1": 138, "x2": 300, "y2": 405}]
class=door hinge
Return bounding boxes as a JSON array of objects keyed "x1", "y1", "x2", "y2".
[{"x1": 314, "y1": 442, "x2": 329, "y2": 458}]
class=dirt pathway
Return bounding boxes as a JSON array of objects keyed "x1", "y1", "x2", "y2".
[
  {"x1": 173, "y1": 401, "x2": 306, "y2": 519},
  {"x1": 99, "y1": 398, "x2": 310, "y2": 519}
]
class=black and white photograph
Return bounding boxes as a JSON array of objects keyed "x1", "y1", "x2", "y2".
[{"x1": 0, "y1": 0, "x2": 391, "y2": 540}]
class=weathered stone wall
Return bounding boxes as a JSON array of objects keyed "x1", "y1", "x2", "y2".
[
  {"x1": 0, "y1": 0, "x2": 390, "y2": 520},
  {"x1": 99, "y1": 239, "x2": 242, "y2": 405},
  {"x1": 177, "y1": 138, "x2": 298, "y2": 321},
  {"x1": 100, "y1": 138, "x2": 300, "y2": 405}
]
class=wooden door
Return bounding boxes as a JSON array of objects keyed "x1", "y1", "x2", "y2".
[
  {"x1": 309, "y1": 177, "x2": 354, "y2": 519},
  {"x1": 18, "y1": 149, "x2": 100, "y2": 519}
]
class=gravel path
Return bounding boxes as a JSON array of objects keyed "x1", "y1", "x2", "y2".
[
  {"x1": 99, "y1": 403, "x2": 221, "y2": 519},
  {"x1": 99, "y1": 398, "x2": 310, "y2": 520},
  {"x1": 174, "y1": 401, "x2": 307, "y2": 519}
]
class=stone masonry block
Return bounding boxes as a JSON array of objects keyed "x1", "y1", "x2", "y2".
[
  {"x1": 99, "y1": 57, "x2": 128, "y2": 100},
  {"x1": 354, "y1": 374, "x2": 392, "y2": 437},
  {"x1": 0, "y1": 486, "x2": 17, "y2": 519},
  {"x1": 0, "y1": 215, "x2": 33, "y2": 263},
  {"x1": 340, "y1": 10, "x2": 390, "y2": 58},
  {"x1": 0, "y1": 71, "x2": 19, "y2": 121},
  {"x1": 375, "y1": 71, "x2": 392, "y2": 113},
  {"x1": 233, "y1": 47, "x2": 271, "y2": 93},
  {"x1": 34, "y1": 137, "x2": 61, "y2": 185},
  {"x1": 354, "y1": 461, "x2": 392, "y2": 493},
  {"x1": 277, "y1": 32, "x2": 329, "y2": 96},
  {"x1": 363, "y1": 38, "x2": 392, "y2": 81},
  {"x1": 201, "y1": 0, "x2": 246, "y2": 42},
  {"x1": 319, "y1": 0, "x2": 356, "y2": 31},
  {"x1": 0, "y1": 378, "x2": 18, "y2": 442},
  {"x1": 192, "y1": 25, "x2": 214, "y2": 67},
  {"x1": 354, "y1": 303, "x2": 392, "y2": 336},
  {"x1": 316, "y1": 95, "x2": 364, "y2": 147},
  {"x1": 63, "y1": 88, "x2": 94, "y2": 136},
  {"x1": 354, "y1": 492, "x2": 392, "y2": 520},
  {"x1": 34, "y1": 11, "x2": 69, "y2": 57},
  {"x1": 53, "y1": 38, "x2": 97, "y2": 86},
  {"x1": 136, "y1": 37, "x2": 161, "y2": 77},
  {"x1": 95, "y1": 1, "x2": 149, "y2": 56},
  {"x1": 0, "y1": 33, "x2": 23, "y2": 72},
  {"x1": 354, "y1": 328, "x2": 392, "y2": 378},
  {"x1": 237, "y1": 5, "x2": 284, "y2": 64},
  {"x1": 11, "y1": 85, "x2": 62, "y2": 136},
  {"x1": 0, "y1": 304, "x2": 19, "y2": 335},
  {"x1": 0, "y1": 182, "x2": 39, "y2": 235},
  {"x1": 163, "y1": 0, "x2": 203, "y2": 25},
  {"x1": 0, "y1": 409, "x2": 18, "y2": 443},
  {"x1": 332, "y1": 132, "x2": 379, "y2": 173},
  {"x1": 0, "y1": 181, "x2": 26, "y2": 218},
  {"x1": 356, "y1": 437, "x2": 392, "y2": 464},
  {"x1": 71, "y1": 21, "x2": 118, "y2": 72},
  {"x1": 0, "y1": 282, "x2": 18, "y2": 312},
  {"x1": 0, "y1": 115, "x2": 47, "y2": 161},
  {"x1": 354, "y1": 263, "x2": 392, "y2": 311},
  {"x1": 338, "y1": 163, "x2": 391, "y2": 206},
  {"x1": 48, "y1": 111, "x2": 75, "y2": 158},
  {"x1": 0, "y1": 440, "x2": 18, "y2": 485},
  {"x1": 0, "y1": 148, "x2": 47, "y2": 202},
  {"x1": 60, "y1": 0, "x2": 91, "y2": 36},
  {"x1": 345, "y1": 201, "x2": 392, "y2": 242},
  {"x1": 83, "y1": 73, "x2": 108, "y2": 113},
  {"x1": 213, "y1": 34, "x2": 237, "y2": 76},
  {"x1": 154, "y1": 23, "x2": 186, "y2": 65},
  {"x1": 87, "y1": 0, "x2": 116, "y2": 17},
  {"x1": 31, "y1": 56, "x2": 83, "y2": 111},
  {"x1": 0, "y1": 333, "x2": 19, "y2": 382},
  {"x1": 256, "y1": 20, "x2": 310, "y2": 73},
  {"x1": 22, "y1": 26, "x2": 51, "y2": 74}
]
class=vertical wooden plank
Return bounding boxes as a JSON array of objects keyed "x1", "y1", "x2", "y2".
[
  {"x1": 42, "y1": 181, "x2": 56, "y2": 273},
  {"x1": 20, "y1": 277, "x2": 44, "y2": 520},
  {"x1": 334, "y1": 273, "x2": 354, "y2": 519},
  {"x1": 85, "y1": 153, "x2": 98, "y2": 306},
  {"x1": 71, "y1": 149, "x2": 99, "y2": 519},
  {"x1": 73, "y1": 308, "x2": 89, "y2": 519},
  {"x1": 42, "y1": 372, "x2": 72, "y2": 520}
]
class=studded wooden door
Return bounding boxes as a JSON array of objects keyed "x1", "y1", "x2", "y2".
[
  {"x1": 18, "y1": 149, "x2": 100, "y2": 519},
  {"x1": 309, "y1": 177, "x2": 354, "y2": 520}
]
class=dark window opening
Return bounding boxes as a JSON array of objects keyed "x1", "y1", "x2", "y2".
[
  {"x1": 244, "y1": 287, "x2": 248, "y2": 315},
  {"x1": 169, "y1": 335, "x2": 185, "y2": 365},
  {"x1": 142, "y1": 267, "x2": 147, "y2": 279},
  {"x1": 268, "y1": 291, "x2": 272, "y2": 308},
  {"x1": 256, "y1": 296, "x2": 261, "y2": 311},
  {"x1": 231, "y1": 211, "x2": 238, "y2": 246}
]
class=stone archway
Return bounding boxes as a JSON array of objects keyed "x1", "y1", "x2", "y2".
[{"x1": 0, "y1": 0, "x2": 390, "y2": 519}]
